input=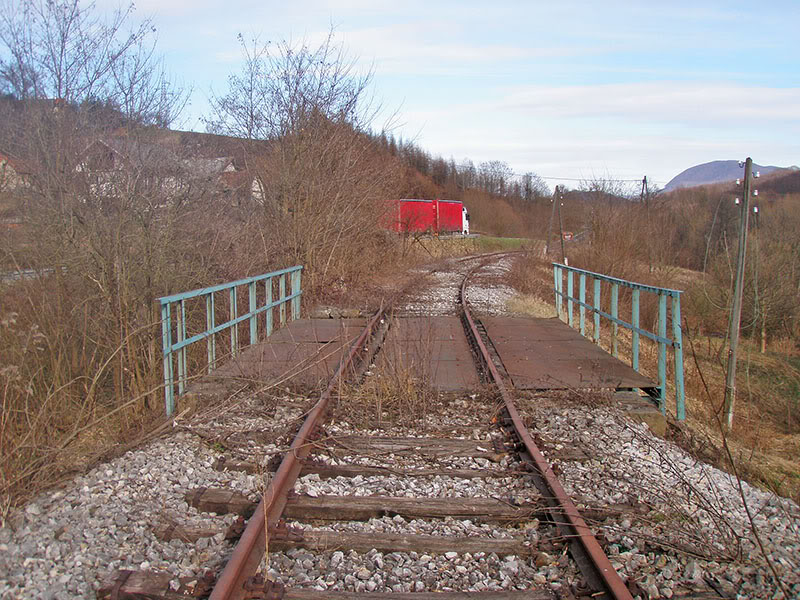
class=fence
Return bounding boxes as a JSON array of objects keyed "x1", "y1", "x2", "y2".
[
  {"x1": 158, "y1": 266, "x2": 303, "y2": 415},
  {"x1": 553, "y1": 263, "x2": 685, "y2": 420}
]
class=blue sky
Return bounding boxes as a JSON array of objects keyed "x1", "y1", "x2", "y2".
[{"x1": 109, "y1": 0, "x2": 799, "y2": 187}]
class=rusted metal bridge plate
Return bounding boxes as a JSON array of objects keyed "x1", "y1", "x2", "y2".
[
  {"x1": 378, "y1": 317, "x2": 479, "y2": 392},
  {"x1": 482, "y1": 316, "x2": 653, "y2": 390},
  {"x1": 198, "y1": 315, "x2": 651, "y2": 397},
  {"x1": 205, "y1": 319, "x2": 367, "y2": 390}
]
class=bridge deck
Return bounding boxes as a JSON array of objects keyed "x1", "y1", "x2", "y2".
[
  {"x1": 197, "y1": 319, "x2": 367, "y2": 392},
  {"x1": 378, "y1": 317, "x2": 480, "y2": 392},
  {"x1": 193, "y1": 315, "x2": 653, "y2": 397},
  {"x1": 483, "y1": 317, "x2": 653, "y2": 390}
]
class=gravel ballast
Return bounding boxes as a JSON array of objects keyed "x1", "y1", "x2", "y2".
[{"x1": 2, "y1": 252, "x2": 798, "y2": 599}]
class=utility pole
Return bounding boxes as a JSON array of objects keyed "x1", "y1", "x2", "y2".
[
  {"x1": 723, "y1": 157, "x2": 752, "y2": 431},
  {"x1": 557, "y1": 191, "x2": 567, "y2": 265},
  {"x1": 545, "y1": 185, "x2": 558, "y2": 257},
  {"x1": 641, "y1": 176, "x2": 653, "y2": 272}
]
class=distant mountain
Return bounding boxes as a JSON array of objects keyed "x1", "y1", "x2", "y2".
[{"x1": 664, "y1": 160, "x2": 784, "y2": 191}]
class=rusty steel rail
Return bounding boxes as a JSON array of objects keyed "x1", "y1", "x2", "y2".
[
  {"x1": 460, "y1": 261, "x2": 634, "y2": 600},
  {"x1": 209, "y1": 305, "x2": 390, "y2": 600}
]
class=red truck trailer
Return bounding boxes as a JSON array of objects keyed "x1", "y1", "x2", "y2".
[{"x1": 386, "y1": 199, "x2": 470, "y2": 235}]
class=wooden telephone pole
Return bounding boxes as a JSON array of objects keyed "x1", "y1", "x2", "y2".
[
  {"x1": 557, "y1": 192, "x2": 567, "y2": 265},
  {"x1": 545, "y1": 185, "x2": 558, "y2": 257},
  {"x1": 640, "y1": 176, "x2": 654, "y2": 272},
  {"x1": 723, "y1": 157, "x2": 753, "y2": 431}
]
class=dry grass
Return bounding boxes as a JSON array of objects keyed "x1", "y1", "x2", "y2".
[
  {"x1": 504, "y1": 250, "x2": 560, "y2": 320},
  {"x1": 506, "y1": 293, "x2": 557, "y2": 318},
  {"x1": 345, "y1": 364, "x2": 436, "y2": 430},
  {"x1": 335, "y1": 314, "x2": 440, "y2": 430}
]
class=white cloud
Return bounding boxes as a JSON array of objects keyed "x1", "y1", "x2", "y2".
[
  {"x1": 393, "y1": 87, "x2": 800, "y2": 185},
  {"x1": 499, "y1": 82, "x2": 800, "y2": 125},
  {"x1": 333, "y1": 24, "x2": 591, "y2": 75}
]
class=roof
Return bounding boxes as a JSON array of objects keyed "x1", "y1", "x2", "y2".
[
  {"x1": 83, "y1": 139, "x2": 239, "y2": 181},
  {"x1": 182, "y1": 156, "x2": 235, "y2": 178},
  {"x1": 218, "y1": 170, "x2": 253, "y2": 188},
  {"x1": 0, "y1": 151, "x2": 32, "y2": 175}
]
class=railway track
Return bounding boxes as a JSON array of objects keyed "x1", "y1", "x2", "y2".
[
  {"x1": 460, "y1": 260, "x2": 633, "y2": 600},
  {"x1": 7, "y1": 252, "x2": 788, "y2": 600},
  {"x1": 97, "y1": 253, "x2": 638, "y2": 599}
]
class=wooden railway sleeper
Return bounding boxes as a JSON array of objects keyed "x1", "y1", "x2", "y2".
[
  {"x1": 193, "y1": 571, "x2": 217, "y2": 598},
  {"x1": 243, "y1": 576, "x2": 285, "y2": 600},
  {"x1": 491, "y1": 437, "x2": 506, "y2": 454},
  {"x1": 460, "y1": 262, "x2": 633, "y2": 600},
  {"x1": 108, "y1": 569, "x2": 133, "y2": 600},
  {"x1": 268, "y1": 520, "x2": 304, "y2": 543},
  {"x1": 266, "y1": 454, "x2": 282, "y2": 472},
  {"x1": 226, "y1": 516, "x2": 248, "y2": 541}
]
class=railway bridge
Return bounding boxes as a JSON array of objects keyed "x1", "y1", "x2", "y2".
[
  {"x1": 158, "y1": 257, "x2": 683, "y2": 434},
  {"x1": 137, "y1": 253, "x2": 687, "y2": 600}
]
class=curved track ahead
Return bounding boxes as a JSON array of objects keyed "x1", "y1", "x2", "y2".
[{"x1": 210, "y1": 252, "x2": 633, "y2": 600}]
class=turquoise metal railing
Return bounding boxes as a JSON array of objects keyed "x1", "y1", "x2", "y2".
[
  {"x1": 553, "y1": 263, "x2": 685, "y2": 420},
  {"x1": 158, "y1": 266, "x2": 303, "y2": 416}
]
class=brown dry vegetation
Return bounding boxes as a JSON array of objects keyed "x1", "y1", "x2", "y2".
[
  {"x1": 508, "y1": 175, "x2": 800, "y2": 502},
  {"x1": 0, "y1": 3, "x2": 539, "y2": 510},
  {"x1": 2, "y1": 0, "x2": 799, "y2": 517},
  {"x1": 0, "y1": 8, "x2": 410, "y2": 512}
]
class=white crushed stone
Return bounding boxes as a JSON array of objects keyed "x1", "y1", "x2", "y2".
[
  {"x1": 266, "y1": 545, "x2": 559, "y2": 593},
  {"x1": 0, "y1": 432, "x2": 245, "y2": 598},
  {"x1": 397, "y1": 254, "x2": 514, "y2": 316},
  {"x1": 293, "y1": 472, "x2": 538, "y2": 501},
  {"x1": 519, "y1": 395, "x2": 800, "y2": 599},
  {"x1": 465, "y1": 256, "x2": 517, "y2": 315}
]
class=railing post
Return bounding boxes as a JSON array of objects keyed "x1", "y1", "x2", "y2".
[
  {"x1": 553, "y1": 265, "x2": 561, "y2": 318},
  {"x1": 206, "y1": 293, "x2": 216, "y2": 374},
  {"x1": 249, "y1": 281, "x2": 257, "y2": 345},
  {"x1": 567, "y1": 270, "x2": 574, "y2": 327},
  {"x1": 292, "y1": 269, "x2": 302, "y2": 321},
  {"x1": 177, "y1": 299, "x2": 187, "y2": 396},
  {"x1": 265, "y1": 277, "x2": 273, "y2": 337},
  {"x1": 161, "y1": 302, "x2": 174, "y2": 416},
  {"x1": 158, "y1": 266, "x2": 303, "y2": 417},
  {"x1": 658, "y1": 292, "x2": 667, "y2": 414},
  {"x1": 230, "y1": 286, "x2": 238, "y2": 357},
  {"x1": 673, "y1": 293, "x2": 685, "y2": 421},
  {"x1": 593, "y1": 278, "x2": 601, "y2": 344},
  {"x1": 611, "y1": 283, "x2": 619, "y2": 357},
  {"x1": 632, "y1": 289, "x2": 640, "y2": 370},
  {"x1": 553, "y1": 265, "x2": 561, "y2": 319},
  {"x1": 579, "y1": 273, "x2": 586, "y2": 336},
  {"x1": 547, "y1": 265, "x2": 686, "y2": 418},
  {"x1": 279, "y1": 274, "x2": 286, "y2": 326}
]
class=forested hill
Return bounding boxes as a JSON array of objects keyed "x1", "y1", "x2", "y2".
[{"x1": 664, "y1": 160, "x2": 785, "y2": 191}]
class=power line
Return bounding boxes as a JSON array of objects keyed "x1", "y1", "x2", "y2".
[{"x1": 507, "y1": 171, "x2": 665, "y2": 186}]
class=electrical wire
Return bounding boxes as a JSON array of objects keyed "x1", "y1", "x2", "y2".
[{"x1": 506, "y1": 171, "x2": 666, "y2": 187}]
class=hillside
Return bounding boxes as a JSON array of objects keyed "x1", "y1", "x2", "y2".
[{"x1": 664, "y1": 160, "x2": 785, "y2": 191}]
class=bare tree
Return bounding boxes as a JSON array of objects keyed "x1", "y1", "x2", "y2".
[
  {"x1": 207, "y1": 31, "x2": 401, "y2": 290},
  {"x1": 0, "y1": 0, "x2": 221, "y2": 505},
  {"x1": 519, "y1": 172, "x2": 548, "y2": 201},
  {"x1": 207, "y1": 31, "x2": 375, "y2": 141},
  {"x1": 478, "y1": 160, "x2": 513, "y2": 196},
  {"x1": 0, "y1": 0, "x2": 188, "y2": 127}
]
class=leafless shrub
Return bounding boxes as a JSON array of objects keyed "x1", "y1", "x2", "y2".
[
  {"x1": 519, "y1": 390, "x2": 798, "y2": 591},
  {"x1": 340, "y1": 318, "x2": 436, "y2": 430},
  {"x1": 0, "y1": 0, "x2": 232, "y2": 505},
  {"x1": 207, "y1": 31, "x2": 403, "y2": 293}
]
